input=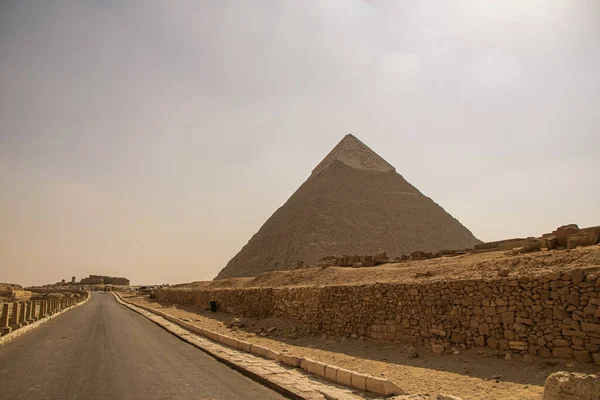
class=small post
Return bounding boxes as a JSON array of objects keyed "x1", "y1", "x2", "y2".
[
  {"x1": 9, "y1": 303, "x2": 21, "y2": 330},
  {"x1": 25, "y1": 301, "x2": 34, "y2": 324},
  {"x1": 30, "y1": 300, "x2": 38, "y2": 321},
  {"x1": 0, "y1": 303, "x2": 11, "y2": 335},
  {"x1": 18, "y1": 301, "x2": 28, "y2": 326}
]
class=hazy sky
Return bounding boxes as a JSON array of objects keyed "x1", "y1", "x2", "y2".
[{"x1": 1, "y1": 1, "x2": 599, "y2": 286}]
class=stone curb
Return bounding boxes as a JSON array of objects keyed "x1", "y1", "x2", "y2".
[
  {"x1": 112, "y1": 293, "x2": 314, "y2": 400},
  {"x1": 113, "y1": 293, "x2": 404, "y2": 397},
  {"x1": 0, "y1": 292, "x2": 91, "y2": 348}
]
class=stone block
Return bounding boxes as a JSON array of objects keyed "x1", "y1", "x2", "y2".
[
  {"x1": 509, "y1": 341, "x2": 527, "y2": 351},
  {"x1": 264, "y1": 348, "x2": 280, "y2": 360},
  {"x1": 568, "y1": 231, "x2": 599, "y2": 249},
  {"x1": 581, "y1": 322, "x2": 600, "y2": 333},
  {"x1": 366, "y1": 375, "x2": 387, "y2": 394},
  {"x1": 431, "y1": 344, "x2": 444, "y2": 354},
  {"x1": 313, "y1": 361, "x2": 327, "y2": 377},
  {"x1": 552, "y1": 347, "x2": 574, "y2": 359},
  {"x1": 573, "y1": 350, "x2": 592, "y2": 363},
  {"x1": 336, "y1": 368, "x2": 352, "y2": 386},
  {"x1": 324, "y1": 365, "x2": 338, "y2": 381},
  {"x1": 543, "y1": 372, "x2": 600, "y2": 400},
  {"x1": 350, "y1": 371, "x2": 367, "y2": 390},
  {"x1": 544, "y1": 235, "x2": 558, "y2": 250},
  {"x1": 278, "y1": 353, "x2": 301, "y2": 367},
  {"x1": 554, "y1": 224, "x2": 579, "y2": 247},
  {"x1": 300, "y1": 358, "x2": 316, "y2": 374},
  {"x1": 250, "y1": 344, "x2": 269, "y2": 358}
]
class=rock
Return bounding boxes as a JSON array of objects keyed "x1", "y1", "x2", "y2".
[
  {"x1": 568, "y1": 231, "x2": 600, "y2": 249},
  {"x1": 411, "y1": 251, "x2": 428, "y2": 261},
  {"x1": 374, "y1": 251, "x2": 389, "y2": 264},
  {"x1": 553, "y1": 224, "x2": 580, "y2": 247},
  {"x1": 552, "y1": 347, "x2": 574, "y2": 359},
  {"x1": 504, "y1": 353, "x2": 512, "y2": 360},
  {"x1": 544, "y1": 235, "x2": 559, "y2": 250},
  {"x1": 520, "y1": 240, "x2": 542, "y2": 253},
  {"x1": 543, "y1": 372, "x2": 600, "y2": 400},
  {"x1": 352, "y1": 262, "x2": 363, "y2": 268},
  {"x1": 581, "y1": 322, "x2": 600, "y2": 333},
  {"x1": 267, "y1": 326, "x2": 277, "y2": 333},
  {"x1": 497, "y1": 269, "x2": 510, "y2": 277},
  {"x1": 431, "y1": 344, "x2": 444, "y2": 354},
  {"x1": 573, "y1": 351, "x2": 592, "y2": 363}
]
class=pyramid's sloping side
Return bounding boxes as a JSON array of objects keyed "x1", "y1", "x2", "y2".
[{"x1": 216, "y1": 161, "x2": 479, "y2": 280}]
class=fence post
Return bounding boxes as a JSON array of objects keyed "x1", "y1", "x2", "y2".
[
  {"x1": 18, "y1": 301, "x2": 28, "y2": 326},
  {"x1": 9, "y1": 303, "x2": 21, "y2": 329},
  {"x1": 0, "y1": 303, "x2": 11, "y2": 335}
]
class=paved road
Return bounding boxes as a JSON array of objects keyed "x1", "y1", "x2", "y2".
[{"x1": 0, "y1": 293, "x2": 286, "y2": 400}]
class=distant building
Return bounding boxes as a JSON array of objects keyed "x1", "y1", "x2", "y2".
[{"x1": 80, "y1": 275, "x2": 130, "y2": 286}]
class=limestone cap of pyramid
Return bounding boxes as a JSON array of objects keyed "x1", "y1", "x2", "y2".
[{"x1": 310, "y1": 134, "x2": 396, "y2": 178}]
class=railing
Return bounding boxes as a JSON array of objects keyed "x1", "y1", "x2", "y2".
[{"x1": 0, "y1": 292, "x2": 87, "y2": 336}]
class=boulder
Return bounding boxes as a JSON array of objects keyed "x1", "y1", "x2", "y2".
[
  {"x1": 543, "y1": 372, "x2": 600, "y2": 400},
  {"x1": 545, "y1": 235, "x2": 559, "y2": 250},
  {"x1": 568, "y1": 231, "x2": 600, "y2": 249},
  {"x1": 520, "y1": 240, "x2": 542, "y2": 253},
  {"x1": 553, "y1": 224, "x2": 580, "y2": 247},
  {"x1": 374, "y1": 251, "x2": 388, "y2": 264}
]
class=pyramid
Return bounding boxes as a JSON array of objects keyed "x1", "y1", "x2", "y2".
[{"x1": 216, "y1": 134, "x2": 480, "y2": 279}]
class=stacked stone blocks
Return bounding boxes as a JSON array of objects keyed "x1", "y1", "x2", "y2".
[{"x1": 155, "y1": 266, "x2": 600, "y2": 364}]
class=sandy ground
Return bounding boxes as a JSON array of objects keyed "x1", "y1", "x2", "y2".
[
  {"x1": 124, "y1": 293, "x2": 599, "y2": 400},
  {"x1": 178, "y1": 245, "x2": 600, "y2": 290}
]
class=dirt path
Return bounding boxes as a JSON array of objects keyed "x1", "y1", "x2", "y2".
[{"x1": 124, "y1": 294, "x2": 597, "y2": 400}]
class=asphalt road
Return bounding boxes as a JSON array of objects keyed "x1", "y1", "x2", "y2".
[{"x1": 0, "y1": 293, "x2": 286, "y2": 400}]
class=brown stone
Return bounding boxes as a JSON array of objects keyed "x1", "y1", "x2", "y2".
[
  {"x1": 431, "y1": 344, "x2": 444, "y2": 354},
  {"x1": 552, "y1": 347, "x2": 574, "y2": 359},
  {"x1": 553, "y1": 224, "x2": 579, "y2": 247},
  {"x1": 544, "y1": 235, "x2": 558, "y2": 250},
  {"x1": 543, "y1": 372, "x2": 600, "y2": 400},
  {"x1": 581, "y1": 322, "x2": 600, "y2": 333},
  {"x1": 573, "y1": 350, "x2": 592, "y2": 363},
  {"x1": 568, "y1": 231, "x2": 600, "y2": 249}
]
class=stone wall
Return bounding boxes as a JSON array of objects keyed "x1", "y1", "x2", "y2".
[{"x1": 155, "y1": 267, "x2": 600, "y2": 364}]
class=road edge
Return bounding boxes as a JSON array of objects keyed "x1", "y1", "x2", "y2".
[
  {"x1": 0, "y1": 292, "x2": 91, "y2": 348},
  {"x1": 112, "y1": 292, "x2": 312, "y2": 400}
]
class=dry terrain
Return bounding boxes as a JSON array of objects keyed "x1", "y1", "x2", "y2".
[
  {"x1": 184, "y1": 245, "x2": 600, "y2": 290},
  {"x1": 125, "y1": 293, "x2": 598, "y2": 400}
]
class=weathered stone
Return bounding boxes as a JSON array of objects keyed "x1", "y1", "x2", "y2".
[
  {"x1": 520, "y1": 240, "x2": 542, "y2": 253},
  {"x1": 324, "y1": 365, "x2": 338, "y2": 381},
  {"x1": 568, "y1": 231, "x2": 600, "y2": 249},
  {"x1": 411, "y1": 251, "x2": 428, "y2": 261},
  {"x1": 581, "y1": 322, "x2": 600, "y2": 333},
  {"x1": 374, "y1": 251, "x2": 389, "y2": 264},
  {"x1": 431, "y1": 344, "x2": 444, "y2": 354},
  {"x1": 501, "y1": 311, "x2": 515, "y2": 324},
  {"x1": 336, "y1": 368, "x2": 352, "y2": 386},
  {"x1": 553, "y1": 224, "x2": 580, "y2": 247},
  {"x1": 573, "y1": 350, "x2": 592, "y2": 363},
  {"x1": 552, "y1": 347, "x2": 574, "y2": 359},
  {"x1": 543, "y1": 372, "x2": 600, "y2": 400},
  {"x1": 350, "y1": 371, "x2": 368, "y2": 390},
  {"x1": 544, "y1": 235, "x2": 558, "y2": 250}
]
